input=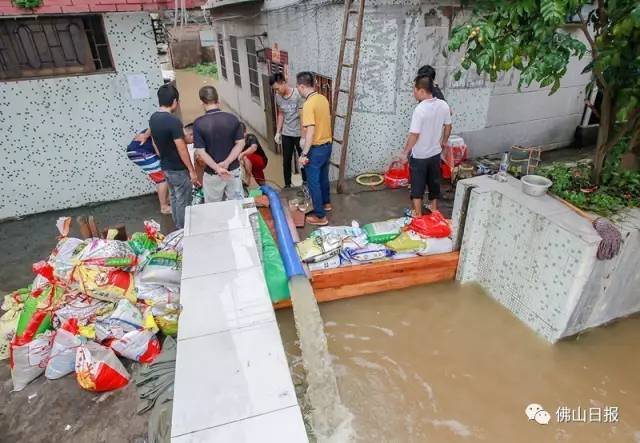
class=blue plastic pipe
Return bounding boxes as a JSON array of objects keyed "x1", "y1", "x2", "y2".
[{"x1": 261, "y1": 185, "x2": 306, "y2": 278}]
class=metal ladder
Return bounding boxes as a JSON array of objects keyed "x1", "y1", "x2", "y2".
[{"x1": 331, "y1": 0, "x2": 365, "y2": 194}]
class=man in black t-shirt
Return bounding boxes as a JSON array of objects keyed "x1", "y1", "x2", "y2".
[
  {"x1": 148, "y1": 84, "x2": 198, "y2": 229},
  {"x1": 193, "y1": 86, "x2": 245, "y2": 202}
]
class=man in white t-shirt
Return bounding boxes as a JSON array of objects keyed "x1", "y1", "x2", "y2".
[{"x1": 401, "y1": 75, "x2": 452, "y2": 216}]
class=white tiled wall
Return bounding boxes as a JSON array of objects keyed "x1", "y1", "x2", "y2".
[{"x1": 0, "y1": 13, "x2": 162, "y2": 218}]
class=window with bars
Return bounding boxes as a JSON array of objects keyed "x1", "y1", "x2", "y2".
[
  {"x1": 229, "y1": 35, "x2": 241, "y2": 87},
  {"x1": 217, "y1": 33, "x2": 227, "y2": 80},
  {"x1": 245, "y1": 38, "x2": 260, "y2": 99},
  {"x1": 0, "y1": 15, "x2": 114, "y2": 81}
]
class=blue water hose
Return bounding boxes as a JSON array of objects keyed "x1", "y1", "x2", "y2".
[{"x1": 260, "y1": 185, "x2": 306, "y2": 278}]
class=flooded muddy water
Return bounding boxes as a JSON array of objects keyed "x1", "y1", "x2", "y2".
[{"x1": 276, "y1": 282, "x2": 640, "y2": 442}]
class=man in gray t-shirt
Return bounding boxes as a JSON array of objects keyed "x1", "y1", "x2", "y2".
[{"x1": 270, "y1": 73, "x2": 306, "y2": 187}]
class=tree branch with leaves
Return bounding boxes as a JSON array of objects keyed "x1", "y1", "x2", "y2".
[{"x1": 448, "y1": 0, "x2": 640, "y2": 184}]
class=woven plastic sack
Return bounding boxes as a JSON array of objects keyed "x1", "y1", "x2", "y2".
[
  {"x1": 10, "y1": 331, "x2": 54, "y2": 391},
  {"x1": 53, "y1": 294, "x2": 113, "y2": 329},
  {"x1": 417, "y1": 237, "x2": 454, "y2": 256},
  {"x1": 45, "y1": 323, "x2": 83, "y2": 380},
  {"x1": 404, "y1": 211, "x2": 451, "y2": 238},
  {"x1": 109, "y1": 329, "x2": 160, "y2": 363},
  {"x1": 95, "y1": 299, "x2": 143, "y2": 342},
  {"x1": 363, "y1": 217, "x2": 411, "y2": 244},
  {"x1": 129, "y1": 220, "x2": 163, "y2": 258},
  {"x1": 258, "y1": 215, "x2": 290, "y2": 303},
  {"x1": 159, "y1": 229, "x2": 184, "y2": 253},
  {"x1": 386, "y1": 232, "x2": 427, "y2": 253},
  {"x1": 0, "y1": 291, "x2": 27, "y2": 360},
  {"x1": 75, "y1": 238, "x2": 138, "y2": 271},
  {"x1": 296, "y1": 235, "x2": 342, "y2": 264},
  {"x1": 75, "y1": 341, "x2": 129, "y2": 392},
  {"x1": 341, "y1": 243, "x2": 394, "y2": 263},
  {"x1": 49, "y1": 237, "x2": 86, "y2": 281},
  {"x1": 308, "y1": 254, "x2": 342, "y2": 271},
  {"x1": 73, "y1": 267, "x2": 137, "y2": 304},
  {"x1": 14, "y1": 263, "x2": 65, "y2": 346},
  {"x1": 310, "y1": 222, "x2": 367, "y2": 245}
]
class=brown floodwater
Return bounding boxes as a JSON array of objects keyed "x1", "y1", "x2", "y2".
[{"x1": 276, "y1": 282, "x2": 640, "y2": 442}]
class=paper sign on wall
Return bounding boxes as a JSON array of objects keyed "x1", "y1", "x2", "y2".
[
  {"x1": 126, "y1": 73, "x2": 150, "y2": 100},
  {"x1": 199, "y1": 30, "x2": 215, "y2": 47}
]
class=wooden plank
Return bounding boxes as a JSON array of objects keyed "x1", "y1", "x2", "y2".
[
  {"x1": 311, "y1": 252, "x2": 459, "y2": 289},
  {"x1": 273, "y1": 251, "x2": 459, "y2": 310}
]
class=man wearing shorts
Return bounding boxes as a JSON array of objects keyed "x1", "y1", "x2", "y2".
[
  {"x1": 401, "y1": 75, "x2": 452, "y2": 216},
  {"x1": 192, "y1": 86, "x2": 245, "y2": 202}
]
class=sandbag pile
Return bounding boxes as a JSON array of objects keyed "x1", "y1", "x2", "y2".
[
  {"x1": 298, "y1": 212, "x2": 454, "y2": 271},
  {"x1": 2, "y1": 219, "x2": 183, "y2": 392}
]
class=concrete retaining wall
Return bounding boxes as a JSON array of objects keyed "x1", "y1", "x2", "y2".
[{"x1": 451, "y1": 175, "x2": 640, "y2": 342}]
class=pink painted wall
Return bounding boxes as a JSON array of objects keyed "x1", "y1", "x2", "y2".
[{"x1": 0, "y1": 0, "x2": 202, "y2": 15}]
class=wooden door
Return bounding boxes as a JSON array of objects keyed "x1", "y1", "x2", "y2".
[{"x1": 262, "y1": 74, "x2": 278, "y2": 154}]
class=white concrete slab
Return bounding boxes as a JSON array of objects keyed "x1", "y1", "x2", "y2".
[
  {"x1": 178, "y1": 266, "x2": 275, "y2": 340},
  {"x1": 184, "y1": 200, "x2": 250, "y2": 237},
  {"x1": 171, "y1": 322, "x2": 298, "y2": 438},
  {"x1": 174, "y1": 199, "x2": 307, "y2": 442},
  {"x1": 171, "y1": 406, "x2": 308, "y2": 443},
  {"x1": 181, "y1": 228, "x2": 261, "y2": 279}
]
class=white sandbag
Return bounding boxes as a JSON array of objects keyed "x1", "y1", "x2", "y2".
[
  {"x1": 308, "y1": 255, "x2": 342, "y2": 271},
  {"x1": 110, "y1": 329, "x2": 160, "y2": 363},
  {"x1": 95, "y1": 299, "x2": 143, "y2": 342},
  {"x1": 341, "y1": 244, "x2": 393, "y2": 263},
  {"x1": 75, "y1": 342, "x2": 130, "y2": 392},
  {"x1": 417, "y1": 237, "x2": 454, "y2": 256},
  {"x1": 135, "y1": 284, "x2": 180, "y2": 306},
  {"x1": 135, "y1": 264, "x2": 181, "y2": 289},
  {"x1": 10, "y1": 331, "x2": 54, "y2": 391},
  {"x1": 45, "y1": 329, "x2": 83, "y2": 380},
  {"x1": 49, "y1": 237, "x2": 86, "y2": 281},
  {"x1": 159, "y1": 229, "x2": 184, "y2": 252}
]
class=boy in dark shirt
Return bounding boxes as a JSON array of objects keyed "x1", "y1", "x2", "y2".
[{"x1": 148, "y1": 84, "x2": 198, "y2": 229}]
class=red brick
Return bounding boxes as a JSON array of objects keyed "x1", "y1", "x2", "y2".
[
  {"x1": 36, "y1": 4, "x2": 64, "y2": 11},
  {"x1": 89, "y1": 3, "x2": 117, "y2": 11},
  {"x1": 0, "y1": 5, "x2": 29, "y2": 14},
  {"x1": 62, "y1": 3, "x2": 91, "y2": 11},
  {"x1": 115, "y1": 2, "x2": 140, "y2": 10},
  {"x1": 42, "y1": 0, "x2": 72, "y2": 6},
  {"x1": 142, "y1": 3, "x2": 158, "y2": 9}
]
